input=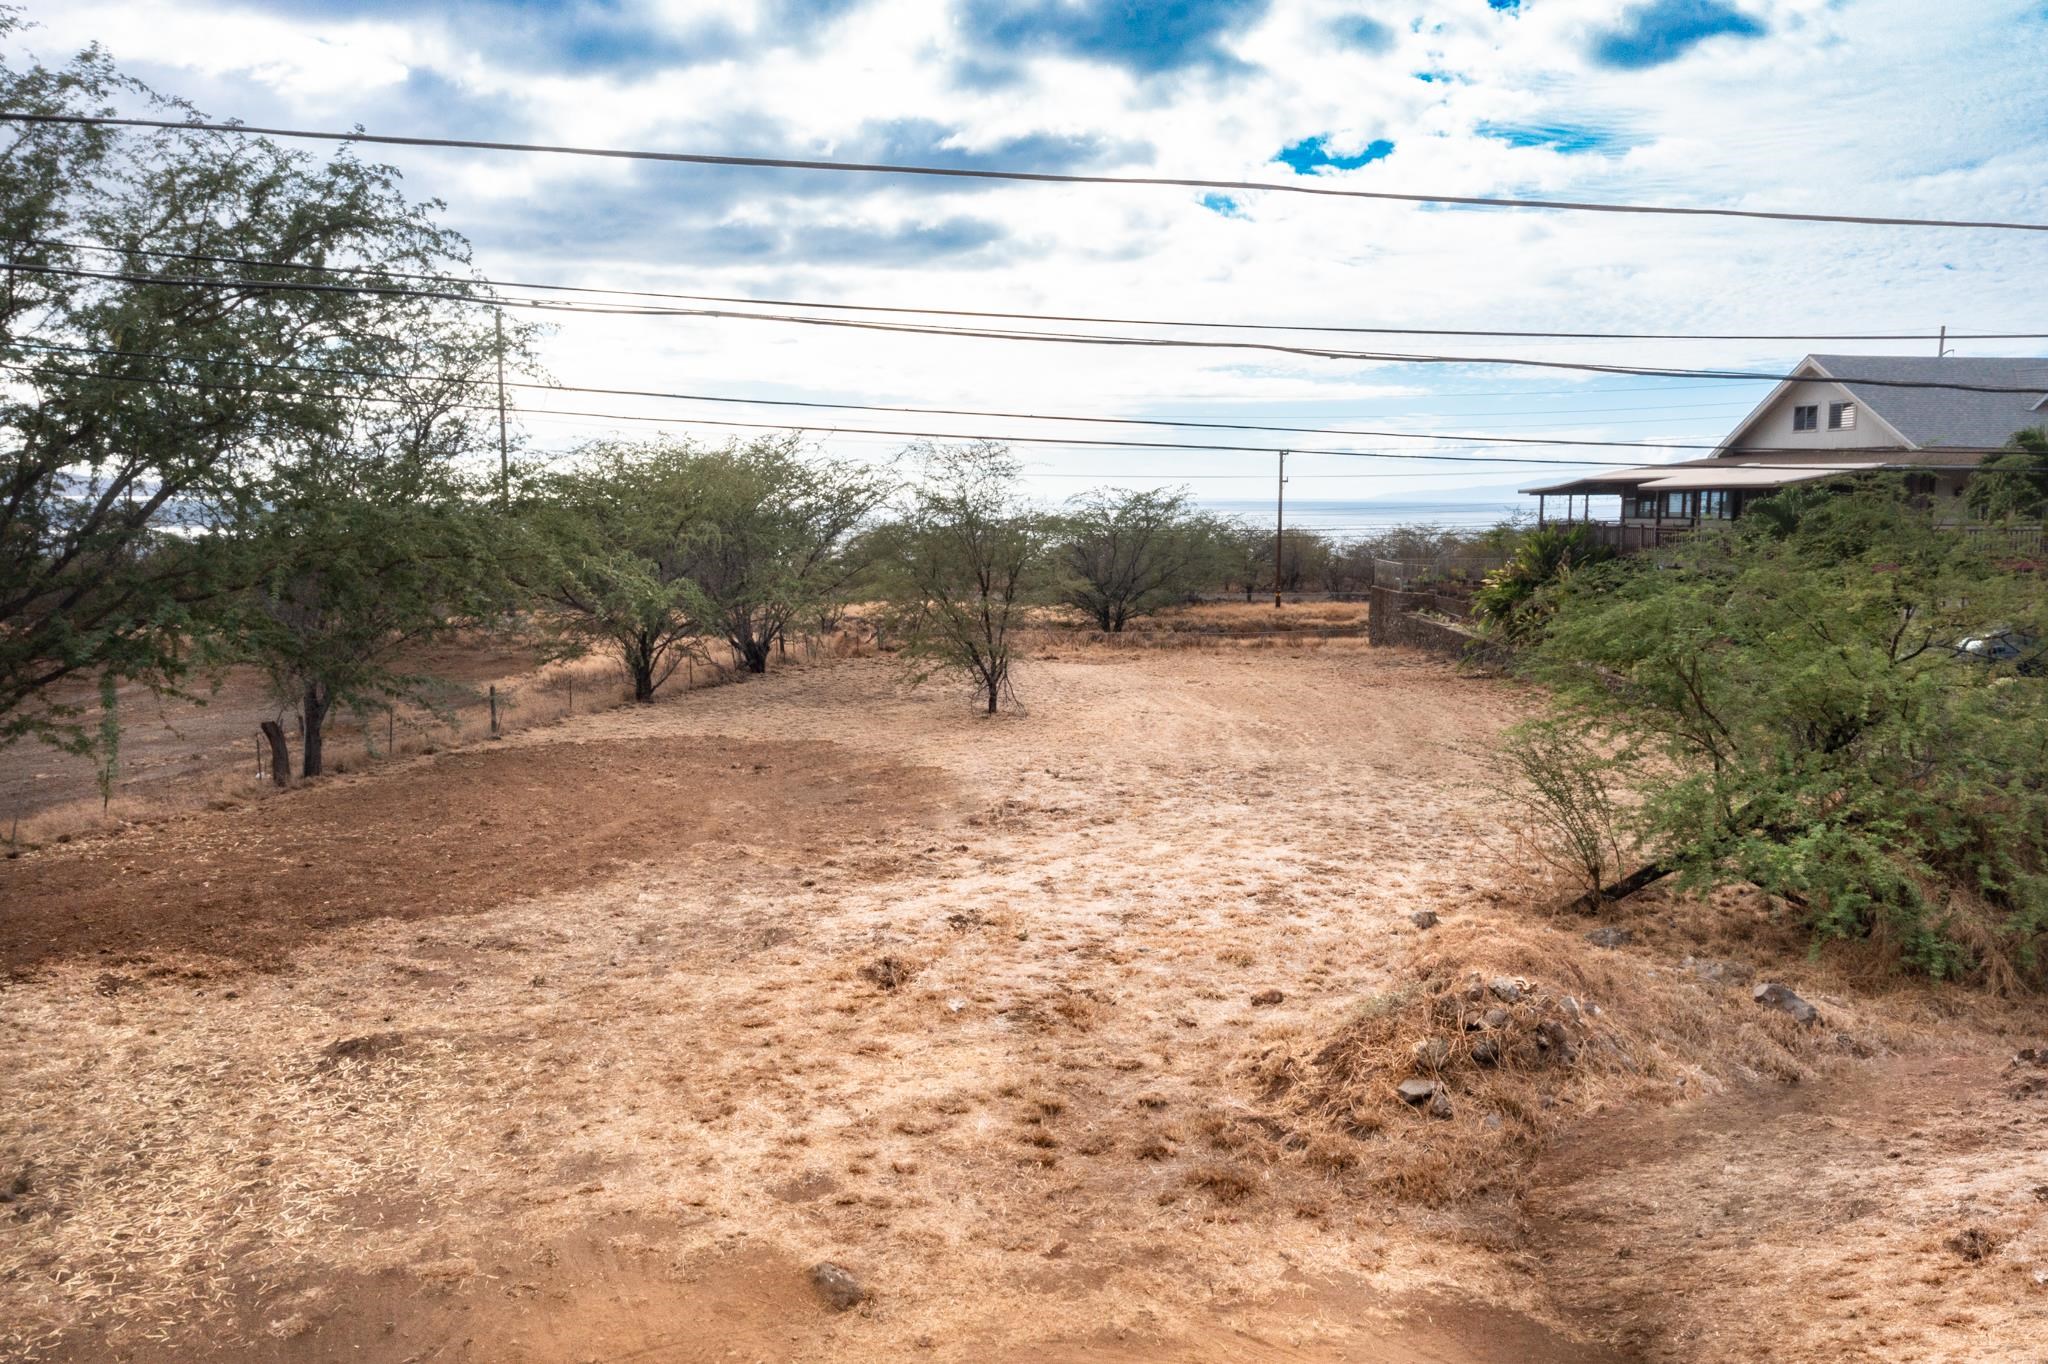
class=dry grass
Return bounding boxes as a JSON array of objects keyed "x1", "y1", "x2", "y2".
[{"x1": 1239, "y1": 914, "x2": 1910, "y2": 1206}]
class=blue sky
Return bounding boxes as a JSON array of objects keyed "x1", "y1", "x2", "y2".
[{"x1": 23, "y1": 0, "x2": 2048, "y2": 516}]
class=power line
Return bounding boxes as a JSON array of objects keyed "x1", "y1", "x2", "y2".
[
  {"x1": 0, "y1": 339, "x2": 1944, "y2": 455},
  {"x1": 12, "y1": 113, "x2": 2048, "y2": 234},
  {"x1": 0, "y1": 358, "x2": 1633, "y2": 467},
  {"x1": 12, "y1": 259, "x2": 2048, "y2": 394},
  {"x1": 21, "y1": 234, "x2": 2048, "y2": 345},
  {"x1": 8, "y1": 357, "x2": 2032, "y2": 473}
]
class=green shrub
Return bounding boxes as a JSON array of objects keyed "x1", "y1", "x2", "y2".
[{"x1": 1527, "y1": 486, "x2": 2048, "y2": 985}]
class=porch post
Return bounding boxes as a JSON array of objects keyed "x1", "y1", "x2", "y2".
[{"x1": 1538, "y1": 494, "x2": 1547, "y2": 528}]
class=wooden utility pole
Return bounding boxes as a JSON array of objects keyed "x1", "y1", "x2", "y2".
[
  {"x1": 495, "y1": 307, "x2": 510, "y2": 499},
  {"x1": 1273, "y1": 449, "x2": 1288, "y2": 609}
]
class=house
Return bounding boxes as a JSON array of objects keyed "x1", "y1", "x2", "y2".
[{"x1": 1520, "y1": 354, "x2": 2048, "y2": 551}]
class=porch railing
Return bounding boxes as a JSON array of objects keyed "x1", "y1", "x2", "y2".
[{"x1": 1562, "y1": 519, "x2": 2044, "y2": 558}]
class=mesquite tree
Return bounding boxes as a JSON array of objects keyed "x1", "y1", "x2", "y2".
[
  {"x1": 0, "y1": 25, "x2": 488, "y2": 754},
  {"x1": 230, "y1": 309, "x2": 529, "y2": 777},
  {"x1": 526, "y1": 441, "x2": 709, "y2": 703},
  {"x1": 1054, "y1": 487, "x2": 1215, "y2": 631},
  {"x1": 527, "y1": 437, "x2": 887, "y2": 699},
  {"x1": 675, "y1": 438, "x2": 891, "y2": 672},
  {"x1": 1525, "y1": 484, "x2": 2048, "y2": 981},
  {"x1": 881, "y1": 442, "x2": 1048, "y2": 715}
]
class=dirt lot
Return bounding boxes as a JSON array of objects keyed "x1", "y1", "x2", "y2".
[{"x1": 3, "y1": 639, "x2": 2045, "y2": 1362}]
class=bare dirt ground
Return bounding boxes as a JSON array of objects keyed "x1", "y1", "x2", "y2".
[{"x1": 3, "y1": 639, "x2": 2044, "y2": 1363}]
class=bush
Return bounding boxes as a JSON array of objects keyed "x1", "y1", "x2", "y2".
[{"x1": 1525, "y1": 487, "x2": 2048, "y2": 983}]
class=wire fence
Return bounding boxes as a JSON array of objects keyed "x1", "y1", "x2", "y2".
[
  {"x1": 246, "y1": 632, "x2": 848, "y2": 780},
  {"x1": 1370, "y1": 553, "x2": 1510, "y2": 592}
]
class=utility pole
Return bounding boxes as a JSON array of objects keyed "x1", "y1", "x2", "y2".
[
  {"x1": 1273, "y1": 449, "x2": 1288, "y2": 609},
  {"x1": 495, "y1": 306, "x2": 510, "y2": 500}
]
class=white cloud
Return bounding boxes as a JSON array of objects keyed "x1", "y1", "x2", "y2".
[{"x1": 26, "y1": 0, "x2": 2048, "y2": 515}]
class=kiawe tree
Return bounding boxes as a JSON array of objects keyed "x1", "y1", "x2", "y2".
[
  {"x1": 1523, "y1": 485, "x2": 2048, "y2": 982},
  {"x1": 671, "y1": 437, "x2": 890, "y2": 673},
  {"x1": 0, "y1": 22, "x2": 496, "y2": 758},
  {"x1": 1054, "y1": 486, "x2": 1214, "y2": 632},
  {"x1": 526, "y1": 440, "x2": 710, "y2": 704},
  {"x1": 230, "y1": 307, "x2": 529, "y2": 777},
  {"x1": 1966, "y1": 427, "x2": 2048, "y2": 523},
  {"x1": 881, "y1": 441, "x2": 1048, "y2": 715},
  {"x1": 528, "y1": 437, "x2": 885, "y2": 700}
]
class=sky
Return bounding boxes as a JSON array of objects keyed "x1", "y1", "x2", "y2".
[{"x1": 22, "y1": 0, "x2": 2048, "y2": 531}]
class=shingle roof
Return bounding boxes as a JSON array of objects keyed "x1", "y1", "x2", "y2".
[{"x1": 1807, "y1": 354, "x2": 2048, "y2": 450}]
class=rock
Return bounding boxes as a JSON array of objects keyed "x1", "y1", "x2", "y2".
[
  {"x1": 1469, "y1": 1037, "x2": 1501, "y2": 1067},
  {"x1": 1585, "y1": 926, "x2": 1633, "y2": 949},
  {"x1": 1683, "y1": 955, "x2": 1753, "y2": 986},
  {"x1": 1396, "y1": 1078, "x2": 1438, "y2": 1106},
  {"x1": 1532, "y1": 1020, "x2": 1575, "y2": 1062},
  {"x1": 1412, "y1": 1037, "x2": 1452, "y2": 1071},
  {"x1": 810, "y1": 1262, "x2": 868, "y2": 1311},
  {"x1": 1482, "y1": 1008, "x2": 1510, "y2": 1029},
  {"x1": 1409, "y1": 910, "x2": 1439, "y2": 930},
  {"x1": 2014, "y1": 1047, "x2": 2048, "y2": 1068},
  {"x1": 1752, "y1": 982, "x2": 1820, "y2": 1026},
  {"x1": 1250, "y1": 989, "x2": 1284, "y2": 1007},
  {"x1": 1487, "y1": 977, "x2": 1525, "y2": 1004},
  {"x1": 1426, "y1": 1090, "x2": 1454, "y2": 1120},
  {"x1": 1481, "y1": 1113, "x2": 1503, "y2": 1132}
]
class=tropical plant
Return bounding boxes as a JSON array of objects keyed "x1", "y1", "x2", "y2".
[{"x1": 1471, "y1": 524, "x2": 1615, "y2": 638}]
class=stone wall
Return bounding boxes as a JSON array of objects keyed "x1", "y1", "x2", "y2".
[{"x1": 1368, "y1": 586, "x2": 1514, "y2": 670}]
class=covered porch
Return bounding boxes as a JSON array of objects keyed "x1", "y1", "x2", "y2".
[{"x1": 1522, "y1": 462, "x2": 1882, "y2": 553}]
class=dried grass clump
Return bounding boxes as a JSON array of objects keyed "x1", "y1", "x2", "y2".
[
  {"x1": 1241, "y1": 919, "x2": 1844, "y2": 1206},
  {"x1": 860, "y1": 956, "x2": 919, "y2": 991}
]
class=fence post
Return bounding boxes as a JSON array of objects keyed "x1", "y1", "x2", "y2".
[{"x1": 489, "y1": 685, "x2": 500, "y2": 738}]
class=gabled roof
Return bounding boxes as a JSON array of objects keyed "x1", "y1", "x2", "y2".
[{"x1": 1731, "y1": 355, "x2": 2048, "y2": 451}]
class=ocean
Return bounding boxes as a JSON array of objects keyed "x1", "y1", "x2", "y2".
[{"x1": 1198, "y1": 498, "x2": 1543, "y2": 538}]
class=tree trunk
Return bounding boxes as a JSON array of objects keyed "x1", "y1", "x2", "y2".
[
  {"x1": 300, "y1": 683, "x2": 328, "y2": 778},
  {"x1": 1556, "y1": 862, "x2": 1673, "y2": 916},
  {"x1": 741, "y1": 637, "x2": 770, "y2": 674},
  {"x1": 633, "y1": 662, "x2": 655, "y2": 702},
  {"x1": 258, "y1": 721, "x2": 290, "y2": 788}
]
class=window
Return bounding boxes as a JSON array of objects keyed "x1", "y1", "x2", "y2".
[
  {"x1": 1829, "y1": 401, "x2": 1856, "y2": 430},
  {"x1": 1700, "y1": 490, "x2": 1731, "y2": 519},
  {"x1": 1793, "y1": 404, "x2": 1819, "y2": 431}
]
